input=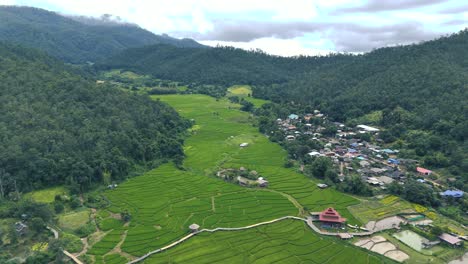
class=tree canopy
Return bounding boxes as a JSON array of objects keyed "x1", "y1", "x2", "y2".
[{"x1": 0, "y1": 43, "x2": 190, "y2": 196}]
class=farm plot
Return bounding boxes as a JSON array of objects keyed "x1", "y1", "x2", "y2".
[
  {"x1": 94, "y1": 94, "x2": 389, "y2": 262},
  {"x1": 157, "y1": 94, "x2": 360, "y2": 224},
  {"x1": 348, "y1": 195, "x2": 415, "y2": 223},
  {"x1": 105, "y1": 164, "x2": 297, "y2": 257},
  {"x1": 144, "y1": 220, "x2": 395, "y2": 264}
]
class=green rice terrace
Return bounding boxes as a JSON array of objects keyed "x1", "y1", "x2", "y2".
[
  {"x1": 77, "y1": 94, "x2": 465, "y2": 264},
  {"x1": 82, "y1": 94, "x2": 388, "y2": 263}
]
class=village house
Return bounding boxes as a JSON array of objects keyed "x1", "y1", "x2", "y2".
[
  {"x1": 236, "y1": 176, "x2": 249, "y2": 186},
  {"x1": 440, "y1": 190, "x2": 464, "y2": 198},
  {"x1": 14, "y1": 222, "x2": 28, "y2": 235},
  {"x1": 387, "y1": 158, "x2": 400, "y2": 165},
  {"x1": 317, "y1": 183, "x2": 328, "y2": 189},
  {"x1": 439, "y1": 233, "x2": 463, "y2": 247},
  {"x1": 417, "y1": 167, "x2": 432, "y2": 176},
  {"x1": 356, "y1": 124, "x2": 380, "y2": 133},
  {"x1": 256, "y1": 177, "x2": 269, "y2": 187},
  {"x1": 240, "y1": 143, "x2": 249, "y2": 147},
  {"x1": 359, "y1": 160, "x2": 371, "y2": 167}
]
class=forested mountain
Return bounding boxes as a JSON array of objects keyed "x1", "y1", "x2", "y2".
[
  {"x1": 0, "y1": 6, "x2": 203, "y2": 63},
  {"x1": 0, "y1": 43, "x2": 190, "y2": 196},
  {"x1": 98, "y1": 44, "x2": 335, "y2": 85}
]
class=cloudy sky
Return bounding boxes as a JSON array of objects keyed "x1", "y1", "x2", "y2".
[{"x1": 1, "y1": 0, "x2": 467, "y2": 56}]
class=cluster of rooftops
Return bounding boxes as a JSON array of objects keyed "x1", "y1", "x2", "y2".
[{"x1": 277, "y1": 112, "x2": 464, "y2": 197}]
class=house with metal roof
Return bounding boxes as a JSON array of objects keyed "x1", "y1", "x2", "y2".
[{"x1": 440, "y1": 190, "x2": 464, "y2": 198}]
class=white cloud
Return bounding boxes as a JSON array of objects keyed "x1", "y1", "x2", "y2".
[
  {"x1": 0, "y1": 0, "x2": 16, "y2": 5},
  {"x1": 200, "y1": 37, "x2": 333, "y2": 57},
  {"x1": 5, "y1": 0, "x2": 465, "y2": 55}
]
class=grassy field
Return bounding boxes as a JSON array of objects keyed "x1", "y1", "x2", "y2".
[
  {"x1": 227, "y1": 85, "x2": 268, "y2": 108},
  {"x1": 24, "y1": 186, "x2": 67, "y2": 203},
  {"x1": 144, "y1": 220, "x2": 395, "y2": 264},
  {"x1": 58, "y1": 209, "x2": 90, "y2": 231},
  {"x1": 93, "y1": 94, "x2": 393, "y2": 263}
]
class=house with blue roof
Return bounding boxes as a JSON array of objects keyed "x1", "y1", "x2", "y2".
[
  {"x1": 288, "y1": 114, "x2": 299, "y2": 120},
  {"x1": 387, "y1": 158, "x2": 400, "y2": 165},
  {"x1": 348, "y1": 148, "x2": 357, "y2": 153},
  {"x1": 440, "y1": 190, "x2": 464, "y2": 198}
]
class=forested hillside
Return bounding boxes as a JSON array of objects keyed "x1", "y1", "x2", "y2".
[
  {"x1": 98, "y1": 44, "x2": 335, "y2": 85},
  {"x1": 0, "y1": 43, "x2": 190, "y2": 196},
  {"x1": 254, "y1": 30, "x2": 468, "y2": 176},
  {"x1": 0, "y1": 6, "x2": 203, "y2": 63}
]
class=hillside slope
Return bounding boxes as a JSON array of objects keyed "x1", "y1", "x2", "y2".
[
  {"x1": 98, "y1": 44, "x2": 338, "y2": 85},
  {"x1": 0, "y1": 43, "x2": 189, "y2": 195},
  {"x1": 0, "y1": 6, "x2": 203, "y2": 63}
]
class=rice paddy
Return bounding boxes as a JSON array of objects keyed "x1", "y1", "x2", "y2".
[
  {"x1": 91, "y1": 94, "x2": 393, "y2": 263},
  {"x1": 144, "y1": 220, "x2": 394, "y2": 264}
]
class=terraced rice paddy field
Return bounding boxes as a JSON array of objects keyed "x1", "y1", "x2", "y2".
[
  {"x1": 145, "y1": 220, "x2": 393, "y2": 264},
  {"x1": 90, "y1": 94, "x2": 394, "y2": 263}
]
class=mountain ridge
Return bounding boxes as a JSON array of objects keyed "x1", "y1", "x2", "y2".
[{"x1": 0, "y1": 6, "x2": 204, "y2": 63}]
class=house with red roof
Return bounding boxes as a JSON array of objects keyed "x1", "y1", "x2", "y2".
[
  {"x1": 319, "y1": 207, "x2": 346, "y2": 224},
  {"x1": 417, "y1": 167, "x2": 432, "y2": 176}
]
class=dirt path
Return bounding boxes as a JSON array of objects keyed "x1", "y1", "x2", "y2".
[
  {"x1": 264, "y1": 189, "x2": 305, "y2": 216},
  {"x1": 75, "y1": 237, "x2": 88, "y2": 257},
  {"x1": 47, "y1": 226, "x2": 84, "y2": 264},
  {"x1": 211, "y1": 196, "x2": 215, "y2": 212}
]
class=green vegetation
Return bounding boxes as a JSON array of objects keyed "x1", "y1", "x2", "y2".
[
  {"x1": 145, "y1": 220, "x2": 395, "y2": 264},
  {"x1": 348, "y1": 196, "x2": 415, "y2": 224},
  {"x1": 25, "y1": 187, "x2": 68, "y2": 204},
  {"x1": 155, "y1": 95, "x2": 360, "y2": 223},
  {"x1": 227, "y1": 85, "x2": 268, "y2": 108},
  {"x1": 254, "y1": 30, "x2": 468, "y2": 181},
  {"x1": 0, "y1": 6, "x2": 202, "y2": 63},
  {"x1": 106, "y1": 164, "x2": 297, "y2": 256},
  {"x1": 0, "y1": 43, "x2": 190, "y2": 196},
  {"x1": 58, "y1": 210, "x2": 90, "y2": 231},
  {"x1": 98, "y1": 45, "x2": 325, "y2": 86},
  {"x1": 100, "y1": 29, "x2": 467, "y2": 182},
  {"x1": 91, "y1": 94, "x2": 376, "y2": 262},
  {"x1": 88, "y1": 229, "x2": 125, "y2": 256}
]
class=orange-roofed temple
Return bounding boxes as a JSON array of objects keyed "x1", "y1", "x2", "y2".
[{"x1": 319, "y1": 207, "x2": 346, "y2": 224}]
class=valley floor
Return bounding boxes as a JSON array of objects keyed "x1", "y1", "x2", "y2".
[{"x1": 78, "y1": 94, "x2": 464, "y2": 264}]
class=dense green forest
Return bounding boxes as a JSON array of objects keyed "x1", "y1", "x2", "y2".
[
  {"x1": 98, "y1": 44, "x2": 335, "y2": 85},
  {"x1": 0, "y1": 6, "x2": 203, "y2": 63},
  {"x1": 0, "y1": 43, "x2": 190, "y2": 197}
]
